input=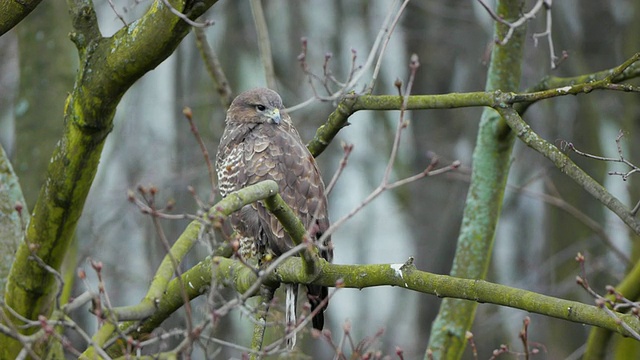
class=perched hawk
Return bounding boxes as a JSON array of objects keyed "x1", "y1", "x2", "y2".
[{"x1": 215, "y1": 88, "x2": 332, "y2": 342}]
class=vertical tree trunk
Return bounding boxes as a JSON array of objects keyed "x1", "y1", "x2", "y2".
[{"x1": 426, "y1": 1, "x2": 526, "y2": 358}]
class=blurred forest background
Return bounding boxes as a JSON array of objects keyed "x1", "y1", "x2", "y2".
[{"x1": 1, "y1": 0, "x2": 639, "y2": 358}]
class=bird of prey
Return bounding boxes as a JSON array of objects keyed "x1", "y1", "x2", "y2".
[{"x1": 215, "y1": 88, "x2": 332, "y2": 345}]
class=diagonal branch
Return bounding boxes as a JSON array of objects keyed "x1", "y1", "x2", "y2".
[
  {"x1": 0, "y1": 0, "x2": 44, "y2": 36},
  {"x1": 264, "y1": 193, "x2": 319, "y2": 276},
  {"x1": 495, "y1": 106, "x2": 640, "y2": 235}
]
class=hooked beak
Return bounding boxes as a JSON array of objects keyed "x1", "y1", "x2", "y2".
[{"x1": 266, "y1": 108, "x2": 281, "y2": 124}]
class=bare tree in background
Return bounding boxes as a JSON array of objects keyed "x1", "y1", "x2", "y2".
[{"x1": 1, "y1": 0, "x2": 640, "y2": 359}]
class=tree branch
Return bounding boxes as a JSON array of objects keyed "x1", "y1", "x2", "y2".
[
  {"x1": 194, "y1": 27, "x2": 233, "y2": 108},
  {"x1": 516, "y1": 52, "x2": 640, "y2": 114},
  {"x1": 264, "y1": 193, "x2": 319, "y2": 275},
  {"x1": 495, "y1": 106, "x2": 640, "y2": 235},
  {"x1": 306, "y1": 53, "x2": 640, "y2": 158},
  {"x1": 3, "y1": 2, "x2": 222, "y2": 357},
  {"x1": 82, "y1": 180, "x2": 280, "y2": 358},
  {"x1": 124, "y1": 255, "x2": 640, "y2": 348},
  {"x1": 79, "y1": 170, "x2": 640, "y2": 356},
  {"x1": 0, "y1": 0, "x2": 43, "y2": 36}
]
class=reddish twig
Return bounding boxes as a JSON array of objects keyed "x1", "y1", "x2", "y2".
[
  {"x1": 575, "y1": 253, "x2": 640, "y2": 340},
  {"x1": 183, "y1": 107, "x2": 218, "y2": 200},
  {"x1": 287, "y1": 0, "x2": 408, "y2": 112},
  {"x1": 317, "y1": 55, "x2": 461, "y2": 246}
]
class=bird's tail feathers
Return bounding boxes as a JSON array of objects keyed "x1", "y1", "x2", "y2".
[
  {"x1": 285, "y1": 284, "x2": 297, "y2": 349},
  {"x1": 307, "y1": 284, "x2": 328, "y2": 330}
]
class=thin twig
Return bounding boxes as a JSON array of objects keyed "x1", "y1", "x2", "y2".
[
  {"x1": 520, "y1": 316, "x2": 530, "y2": 360},
  {"x1": 106, "y1": 0, "x2": 128, "y2": 27},
  {"x1": 531, "y1": 0, "x2": 560, "y2": 69},
  {"x1": 632, "y1": 200, "x2": 640, "y2": 216},
  {"x1": 250, "y1": 0, "x2": 278, "y2": 90},
  {"x1": 368, "y1": 0, "x2": 410, "y2": 93},
  {"x1": 325, "y1": 142, "x2": 354, "y2": 196},
  {"x1": 497, "y1": 0, "x2": 547, "y2": 46},
  {"x1": 316, "y1": 55, "x2": 460, "y2": 246},
  {"x1": 0, "y1": 308, "x2": 40, "y2": 360},
  {"x1": 25, "y1": 251, "x2": 65, "y2": 309},
  {"x1": 261, "y1": 287, "x2": 337, "y2": 353},
  {"x1": 566, "y1": 130, "x2": 640, "y2": 181},
  {"x1": 286, "y1": 2, "x2": 406, "y2": 112},
  {"x1": 576, "y1": 254, "x2": 640, "y2": 341},
  {"x1": 478, "y1": 0, "x2": 561, "y2": 69},
  {"x1": 160, "y1": 0, "x2": 214, "y2": 28},
  {"x1": 138, "y1": 188, "x2": 195, "y2": 338},
  {"x1": 475, "y1": 0, "x2": 510, "y2": 26},
  {"x1": 508, "y1": 181, "x2": 630, "y2": 265},
  {"x1": 128, "y1": 187, "x2": 198, "y2": 221},
  {"x1": 183, "y1": 107, "x2": 218, "y2": 197},
  {"x1": 194, "y1": 28, "x2": 233, "y2": 108},
  {"x1": 383, "y1": 53, "x2": 419, "y2": 184}
]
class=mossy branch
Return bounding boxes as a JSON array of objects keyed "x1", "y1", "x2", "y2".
[
  {"x1": 1, "y1": 1, "x2": 221, "y2": 357},
  {"x1": 90, "y1": 179, "x2": 320, "y2": 358},
  {"x1": 497, "y1": 104, "x2": 640, "y2": 358},
  {"x1": 264, "y1": 192, "x2": 320, "y2": 276},
  {"x1": 516, "y1": 52, "x2": 640, "y2": 113},
  {"x1": 307, "y1": 53, "x2": 640, "y2": 158},
  {"x1": 3, "y1": 7, "x2": 229, "y2": 353},
  {"x1": 81, "y1": 180, "x2": 279, "y2": 359},
  {"x1": 77, "y1": 173, "x2": 640, "y2": 357},
  {"x1": 81, "y1": 179, "x2": 327, "y2": 358},
  {"x1": 496, "y1": 106, "x2": 640, "y2": 235},
  {"x1": 250, "y1": 286, "x2": 274, "y2": 357},
  {"x1": 0, "y1": 0, "x2": 43, "y2": 36},
  {"x1": 113, "y1": 255, "x2": 640, "y2": 355},
  {"x1": 275, "y1": 258, "x2": 639, "y2": 339}
]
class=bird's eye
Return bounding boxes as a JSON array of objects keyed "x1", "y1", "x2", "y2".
[{"x1": 256, "y1": 105, "x2": 266, "y2": 112}]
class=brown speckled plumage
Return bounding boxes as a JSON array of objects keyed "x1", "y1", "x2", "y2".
[{"x1": 215, "y1": 88, "x2": 332, "y2": 332}]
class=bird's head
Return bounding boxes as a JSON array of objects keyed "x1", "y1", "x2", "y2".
[{"x1": 226, "y1": 88, "x2": 287, "y2": 125}]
